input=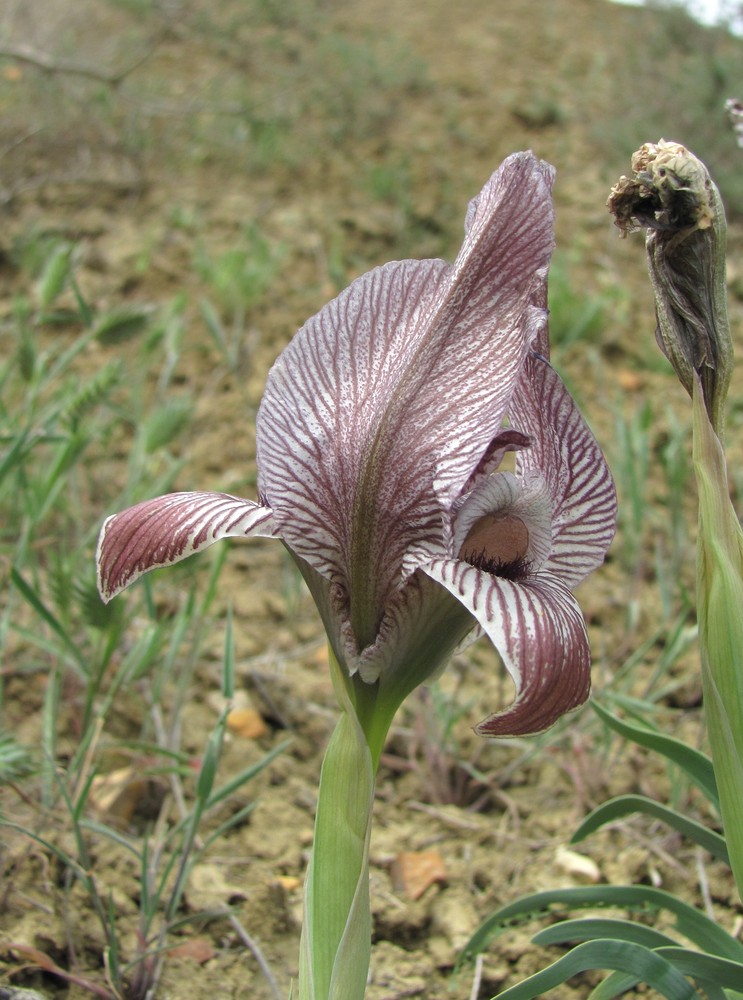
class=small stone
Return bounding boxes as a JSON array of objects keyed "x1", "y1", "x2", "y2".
[
  {"x1": 168, "y1": 936, "x2": 217, "y2": 964},
  {"x1": 227, "y1": 707, "x2": 268, "y2": 739},
  {"x1": 555, "y1": 846, "x2": 601, "y2": 883}
]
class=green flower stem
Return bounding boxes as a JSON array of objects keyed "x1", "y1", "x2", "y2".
[
  {"x1": 298, "y1": 636, "x2": 448, "y2": 999},
  {"x1": 693, "y1": 376, "x2": 743, "y2": 902},
  {"x1": 298, "y1": 648, "x2": 384, "y2": 1000}
]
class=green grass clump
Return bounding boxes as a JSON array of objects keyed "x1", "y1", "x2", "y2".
[{"x1": 0, "y1": 236, "x2": 284, "y2": 998}]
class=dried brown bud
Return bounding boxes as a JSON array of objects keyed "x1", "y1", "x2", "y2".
[{"x1": 608, "y1": 140, "x2": 732, "y2": 435}]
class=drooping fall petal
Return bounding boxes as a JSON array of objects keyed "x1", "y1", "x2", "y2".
[
  {"x1": 423, "y1": 559, "x2": 590, "y2": 735},
  {"x1": 97, "y1": 492, "x2": 276, "y2": 602}
]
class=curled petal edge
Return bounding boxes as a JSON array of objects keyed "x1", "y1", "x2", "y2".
[
  {"x1": 96, "y1": 491, "x2": 277, "y2": 603},
  {"x1": 422, "y1": 558, "x2": 591, "y2": 736}
]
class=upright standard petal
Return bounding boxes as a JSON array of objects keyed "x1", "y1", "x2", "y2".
[
  {"x1": 97, "y1": 492, "x2": 277, "y2": 602},
  {"x1": 257, "y1": 153, "x2": 556, "y2": 650}
]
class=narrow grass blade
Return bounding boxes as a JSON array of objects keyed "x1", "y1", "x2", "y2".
[
  {"x1": 0, "y1": 730, "x2": 35, "y2": 785},
  {"x1": 205, "y1": 738, "x2": 291, "y2": 811},
  {"x1": 80, "y1": 820, "x2": 143, "y2": 860},
  {"x1": 222, "y1": 606, "x2": 235, "y2": 701},
  {"x1": 0, "y1": 429, "x2": 32, "y2": 485},
  {"x1": 41, "y1": 667, "x2": 61, "y2": 807},
  {"x1": 0, "y1": 821, "x2": 89, "y2": 882},
  {"x1": 10, "y1": 567, "x2": 85, "y2": 673},
  {"x1": 197, "y1": 802, "x2": 257, "y2": 856},
  {"x1": 571, "y1": 794, "x2": 729, "y2": 864}
]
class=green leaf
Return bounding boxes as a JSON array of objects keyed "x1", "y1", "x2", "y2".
[
  {"x1": 0, "y1": 820, "x2": 89, "y2": 882},
  {"x1": 300, "y1": 692, "x2": 374, "y2": 1000},
  {"x1": 199, "y1": 297, "x2": 226, "y2": 348},
  {"x1": 79, "y1": 820, "x2": 143, "y2": 860},
  {"x1": 591, "y1": 700, "x2": 719, "y2": 809},
  {"x1": 588, "y1": 968, "x2": 726, "y2": 1000},
  {"x1": 10, "y1": 567, "x2": 85, "y2": 673},
  {"x1": 588, "y1": 970, "x2": 647, "y2": 999},
  {"x1": 693, "y1": 376, "x2": 743, "y2": 903},
  {"x1": 491, "y1": 939, "x2": 701, "y2": 1000},
  {"x1": 196, "y1": 802, "x2": 257, "y2": 857},
  {"x1": 69, "y1": 273, "x2": 94, "y2": 327},
  {"x1": 458, "y1": 885, "x2": 743, "y2": 968},
  {"x1": 658, "y1": 946, "x2": 743, "y2": 995},
  {"x1": 534, "y1": 917, "x2": 680, "y2": 950},
  {"x1": 196, "y1": 718, "x2": 225, "y2": 802},
  {"x1": 699, "y1": 666, "x2": 743, "y2": 910},
  {"x1": 571, "y1": 794, "x2": 729, "y2": 865}
]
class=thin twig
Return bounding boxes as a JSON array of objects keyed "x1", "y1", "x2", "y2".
[
  {"x1": 0, "y1": 38, "x2": 162, "y2": 86},
  {"x1": 150, "y1": 701, "x2": 189, "y2": 822},
  {"x1": 468, "y1": 952, "x2": 484, "y2": 1000},
  {"x1": 695, "y1": 845, "x2": 715, "y2": 920},
  {"x1": 225, "y1": 909, "x2": 283, "y2": 1000}
]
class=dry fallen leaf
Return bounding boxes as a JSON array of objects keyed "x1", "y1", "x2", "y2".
[{"x1": 390, "y1": 848, "x2": 447, "y2": 900}]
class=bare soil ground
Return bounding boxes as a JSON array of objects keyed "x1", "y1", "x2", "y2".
[{"x1": 2, "y1": 0, "x2": 743, "y2": 997}]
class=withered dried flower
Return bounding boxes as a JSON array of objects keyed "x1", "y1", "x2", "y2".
[{"x1": 608, "y1": 140, "x2": 732, "y2": 435}]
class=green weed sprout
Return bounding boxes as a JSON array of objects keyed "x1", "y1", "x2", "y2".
[{"x1": 95, "y1": 154, "x2": 617, "y2": 999}]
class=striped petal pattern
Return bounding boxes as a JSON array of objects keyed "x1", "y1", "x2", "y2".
[
  {"x1": 510, "y1": 352, "x2": 617, "y2": 588},
  {"x1": 257, "y1": 153, "x2": 555, "y2": 645},
  {"x1": 96, "y1": 152, "x2": 617, "y2": 739},
  {"x1": 424, "y1": 559, "x2": 590, "y2": 735},
  {"x1": 97, "y1": 492, "x2": 276, "y2": 602}
]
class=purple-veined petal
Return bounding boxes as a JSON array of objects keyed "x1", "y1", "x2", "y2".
[
  {"x1": 290, "y1": 549, "x2": 478, "y2": 688},
  {"x1": 510, "y1": 354, "x2": 617, "y2": 588},
  {"x1": 96, "y1": 492, "x2": 277, "y2": 603},
  {"x1": 257, "y1": 153, "x2": 555, "y2": 645},
  {"x1": 423, "y1": 558, "x2": 591, "y2": 736},
  {"x1": 457, "y1": 428, "x2": 532, "y2": 500}
]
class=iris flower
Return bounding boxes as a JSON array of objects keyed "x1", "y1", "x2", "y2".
[{"x1": 97, "y1": 152, "x2": 616, "y2": 742}]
